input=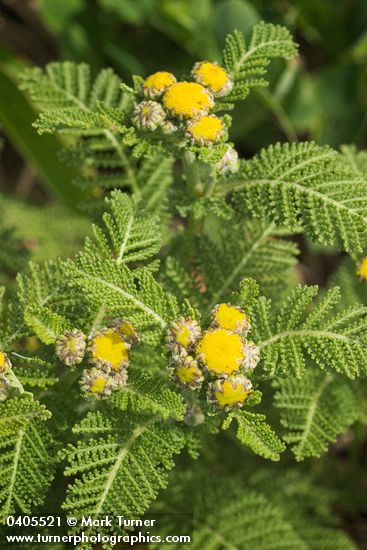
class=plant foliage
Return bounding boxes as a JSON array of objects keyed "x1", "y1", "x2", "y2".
[{"x1": 0, "y1": 20, "x2": 365, "y2": 550}]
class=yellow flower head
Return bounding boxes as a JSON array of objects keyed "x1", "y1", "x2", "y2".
[
  {"x1": 186, "y1": 115, "x2": 225, "y2": 146},
  {"x1": 196, "y1": 328, "x2": 245, "y2": 377},
  {"x1": 208, "y1": 375, "x2": 252, "y2": 411},
  {"x1": 0, "y1": 351, "x2": 11, "y2": 374},
  {"x1": 171, "y1": 350, "x2": 203, "y2": 390},
  {"x1": 211, "y1": 303, "x2": 251, "y2": 336},
  {"x1": 55, "y1": 329, "x2": 87, "y2": 367},
  {"x1": 80, "y1": 368, "x2": 114, "y2": 400},
  {"x1": 357, "y1": 257, "x2": 367, "y2": 280},
  {"x1": 113, "y1": 318, "x2": 140, "y2": 345},
  {"x1": 192, "y1": 61, "x2": 233, "y2": 97},
  {"x1": 143, "y1": 71, "x2": 177, "y2": 99},
  {"x1": 167, "y1": 317, "x2": 201, "y2": 353},
  {"x1": 163, "y1": 82, "x2": 214, "y2": 119},
  {"x1": 88, "y1": 327, "x2": 131, "y2": 372}
]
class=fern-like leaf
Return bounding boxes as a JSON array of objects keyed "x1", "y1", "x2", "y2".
[
  {"x1": 195, "y1": 220, "x2": 298, "y2": 308},
  {"x1": 110, "y1": 371, "x2": 186, "y2": 421},
  {"x1": 11, "y1": 355, "x2": 58, "y2": 389},
  {"x1": 24, "y1": 305, "x2": 69, "y2": 344},
  {"x1": 2, "y1": 261, "x2": 66, "y2": 347},
  {"x1": 63, "y1": 191, "x2": 178, "y2": 343},
  {"x1": 20, "y1": 62, "x2": 143, "y2": 197},
  {"x1": 154, "y1": 471, "x2": 356, "y2": 550},
  {"x1": 96, "y1": 190, "x2": 161, "y2": 265},
  {"x1": 274, "y1": 370, "x2": 360, "y2": 460},
  {"x1": 223, "y1": 410, "x2": 285, "y2": 461},
  {"x1": 0, "y1": 394, "x2": 55, "y2": 520},
  {"x1": 61, "y1": 413, "x2": 185, "y2": 527},
  {"x1": 221, "y1": 23, "x2": 298, "y2": 105},
  {"x1": 252, "y1": 285, "x2": 367, "y2": 378},
  {"x1": 228, "y1": 142, "x2": 367, "y2": 255}
]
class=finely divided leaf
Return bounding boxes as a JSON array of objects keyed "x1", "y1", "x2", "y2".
[
  {"x1": 229, "y1": 142, "x2": 367, "y2": 255},
  {"x1": 274, "y1": 371, "x2": 360, "y2": 460},
  {"x1": 223, "y1": 410, "x2": 285, "y2": 461},
  {"x1": 195, "y1": 220, "x2": 298, "y2": 308},
  {"x1": 252, "y1": 285, "x2": 367, "y2": 378},
  {"x1": 221, "y1": 23, "x2": 298, "y2": 104},
  {"x1": 61, "y1": 413, "x2": 185, "y2": 527},
  {"x1": 98, "y1": 191, "x2": 161, "y2": 265},
  {"x1": 0, "y1": 395, "x2": 55, "y2": 520},
  {"x1": 110, "y1": 371, "x2": 186, "y2": 420},
  {"x1": 24, "y1": 304, "x2": 69, "y2": 344}
]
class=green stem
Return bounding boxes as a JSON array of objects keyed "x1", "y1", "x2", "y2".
[{"x1": 182, "y1": 152, "x2": 205, "y2": 198}]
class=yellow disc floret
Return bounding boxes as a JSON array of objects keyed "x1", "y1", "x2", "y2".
[
  {"x1": 143, "y1": 71, "x2": 177, "y2": 99},
  {"x1": 91, "y1": 375, "x2": 108, "y2": 394},
  {"x1": 192, "y1": 61, "x2": 233, "y2": 97},
  {"x1": 196, "y1": 328, "x2": 245, "y2": 377},
  {"x1": 208, "y1": 375, "x2": 252, "y2": 411},
  {"x1": 357, "y1": 257, "x2": 367, "y2": 280},
  {"x1": 186, "y1": 115, "x2": 225, "y2": 146},
  {"x1": 163, "y1": 82, "x2": 214, "y2": 119},
  {"x1": 211, "y1": 303, "x2": 251, "y2": 336},
  {"x1": 89, "y1": 328, "x2": 130, "y2": 372}
]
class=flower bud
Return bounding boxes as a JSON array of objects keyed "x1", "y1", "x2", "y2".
[
  {"x1": 112, "y1": 319, "x2": 140, "y2": 346},
  {"x1": 192, "y1": 61, "x2": 233, "y2": 98},
  {"x1": 0, "y1": 374, "x2": 10, "y2": 402},
  {"x1": 208, "y1": 375, "x2": 252, "y2": 411},
  {"x1": 142, "y1": 71, "x2": 177, "y2": 99},
  {"x1": 186, "y1": 115, "x2": 225, "y2": 146},
  {"x1": 243, "y1": 341, "x2": 260, "y2": 371},
  {"x1": 132, "y1": 101, "x2": 166, "y2": 131},
  {"x1": 210, "y1": 303, "x2": 250, "y2": 336},
  {"x1": 184, "y1": 403, "x2": 205, "y2": 426},
  {"x1": 55, "y1": 329, "x2": 87, "y2": 367},
  {"x1": 110, "y1": 368, "x2": 128, "y2": 389},
  {"x1": 161, "y1": 121, "x2": 178, "y2": 135},
  {"x1": 166, "y1": 317, "x2": 201, "y2": 353},
  {"x1": 80, "y1": 368, "x2": 114, "y2": 400},
  {"x1": 357, "y1": 257, "x2": 367, "y2": 280},
  {"x1": 170, "y1": 349, "x2": 204, "y2": 390}
]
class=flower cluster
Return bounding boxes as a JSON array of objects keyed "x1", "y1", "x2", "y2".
[
  {"x1": 0, "y1": 351, "x2": 12, "y2": 402},
  {"x1": 55, "y1": 319, "x2": 140, "y2": 399},
  {"x1": 132, "y1": 61, "x2": 238, "y2": 171},
  {"x1": 166, "y1": 303, "x2": 260, "y2": 411}
]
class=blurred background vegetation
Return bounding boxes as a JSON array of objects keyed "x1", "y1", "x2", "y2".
[{"x1": 1, "y1": 1, "x2": 367, "y2": 547}]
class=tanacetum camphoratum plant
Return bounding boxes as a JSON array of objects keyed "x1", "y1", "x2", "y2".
[{"x1": 1, "y1": 22, "x2": 367, "y2": 549}]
